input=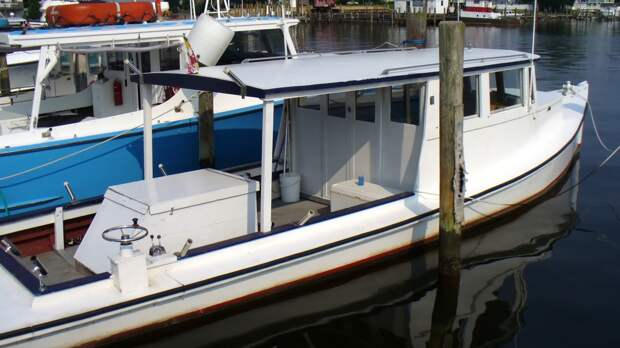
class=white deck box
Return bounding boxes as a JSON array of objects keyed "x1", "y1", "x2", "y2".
[
  {"x1": 75, "y1": 169, "x2": 259, "y2": 273},
  {"x1": 330, "y1": 180, "x2": 403, "y2": 212}
]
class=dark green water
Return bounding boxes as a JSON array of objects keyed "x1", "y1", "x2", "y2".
[{"x1": 118, "y1": 21, "x2": 620, "y2": 347}]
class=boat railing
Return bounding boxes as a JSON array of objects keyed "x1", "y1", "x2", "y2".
[
  {"x1": 204, "y1": 0, "x2": 231, "y2": 19},
  {"x1": 56, "y1": 41, "x2": 182, "y2": 54},
  {"x1": 240, "y1": 47, "x2": 419, "y2": 64},
  {"x1": 381, "y1": 53, "x2": 530, "y2": 76}
]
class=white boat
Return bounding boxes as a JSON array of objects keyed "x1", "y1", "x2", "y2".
[
  {"x1": 0, "y1": 13, "x2": 299, "y2": 234},
  {"x1": 133, "y1": 160, "x2": 579, "y2": 346},
  {"x1": 0, "y1": 45, "x2": 588, "y2": 347}
]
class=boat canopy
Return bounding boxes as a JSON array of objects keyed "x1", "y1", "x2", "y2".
[
  {"x1": 133, "y1": 48, "x2": 539, "y2": 100},
  {"x1": 132, "y1": 46, "x2": 539, "y2": 233},
  {"x1": 0, "y1": 17, "x2": 299, "y2": 49}
]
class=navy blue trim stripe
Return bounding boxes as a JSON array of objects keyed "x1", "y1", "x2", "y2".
[
  {"x1": 0, "y1": 248, "x2": 111, "y2": 296},
  {"x1": 186, "y1": 192, "x2": 414, "y2": 258}
]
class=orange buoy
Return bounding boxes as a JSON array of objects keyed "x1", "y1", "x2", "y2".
[{"x1": 45, "y1": 2, "x2": 157, "y2": 27}]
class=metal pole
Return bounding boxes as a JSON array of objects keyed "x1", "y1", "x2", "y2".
[
  {"x1": 141, "y1": 79, "x2": 153, "y2": 182},
  {"x1": 260, "y1": 100, "x2": 274, "y2": 233}
]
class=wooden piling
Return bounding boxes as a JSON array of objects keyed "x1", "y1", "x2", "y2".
[
  {"x1": 198, "y1": 91, "x2": 215, "y2": 168},
  {"x1": 0, "y1": 53, "x2": 10, "y2": 97},
  {"x1": 406, "y1": 11, "x2": 427, "y2": 48},
  {"x1": 428, "y1": 20, "x2": 465, "y2": 348}
]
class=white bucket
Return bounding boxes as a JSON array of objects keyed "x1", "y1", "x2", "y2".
[{"x1": 279, "y1": 172, "x2": 301, "y2": 203}]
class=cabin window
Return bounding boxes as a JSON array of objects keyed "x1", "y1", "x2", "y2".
[
  {"x1": 328, "y1": 93, "x2": 347, "y2": 118},
  {"x1": 217, "y1": 29, "x2": 285, "y2": 65},
  {"x1": 107, "y1": 52, "x2": 125, "y2": 71},
  {"x1": 59, "y1": 52, "x2": 72, "y2": 74},
  {"x1": 390, "y1": 83, "x2": 424, "y2": 125},
  {"x1": 140, "y1": 52, "x2": 151, "y2": 73},
  {"x1": 87, "y1": 54, "x2": 103, "y2": 75},
  {"x1": 159, "y1": 46, "x2": 180, "y2": 71},
  {"x1": 298, "y1": 95, "x2": 322, "y2": 111},
  {"x1": 355, "y1": 89, "x2": 376, "y2": 123},
  {"x1": 489, "y1": 68, "x2": 523, "y2": 112},
  {"x1": 463, "y1": 75, "x2": 479, "y2": 117}
]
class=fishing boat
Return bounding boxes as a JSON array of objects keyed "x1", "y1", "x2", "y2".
[
  {"x1": 0, "y1": 12, "x2": 299, "y2": 236},
  {"x1": 0, "y1": 41, "x2": 588, "y2": 346}
]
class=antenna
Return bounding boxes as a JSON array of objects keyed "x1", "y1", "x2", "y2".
[{"x1": 529, "y1": 0, "x2": 538, "y2": 108}]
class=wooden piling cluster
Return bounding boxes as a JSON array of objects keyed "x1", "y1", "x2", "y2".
[{"x1": 227, "y1": 3, "x2": 310, "y2": 18}]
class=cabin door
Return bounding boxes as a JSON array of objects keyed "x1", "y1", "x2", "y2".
[
  {"x1": 380, "y1": 83, "x2": 426, "y2": 191},
  {"x1": 352, "y1": 88, "x2": 381, "y2": 183},
  {"x1": 294, "y1": 96, "x2": 325, "y2": 197},
  {"x1": 323, "y1": 92, "x2": 354, "y2": 199}
]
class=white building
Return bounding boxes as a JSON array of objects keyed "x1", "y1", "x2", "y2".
[
  {"x1": 394, "y1": 0, "x2": 452, "y2": 14},
  {"x1": 572, "y1": 0, "x2": 616, "y2": 12},
  {"x1": 492, "y1": 0, "x2": 533, "y2": 11}
]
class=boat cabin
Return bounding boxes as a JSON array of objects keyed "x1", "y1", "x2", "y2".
[
  {"x1": 0, "y1": 16, "x2": 299, "y2": 134},
  {"x1": 65, "y1": 47, "x2": 539, "y2": 272}
]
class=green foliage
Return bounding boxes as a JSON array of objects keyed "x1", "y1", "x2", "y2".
[
  {"x1": 24, "y1": 0, "x2": 41, "y2": 20},
  {"x1": 537, "y1": 0, "x2": 574, "y2": 12}
]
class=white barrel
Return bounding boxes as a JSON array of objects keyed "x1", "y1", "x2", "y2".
[
  {"x1": 187, "y1": 14, "x2": 234, "y2": 66},
  {"x1": 279, "y1": 173, "x2": 301, "y2": 203}
]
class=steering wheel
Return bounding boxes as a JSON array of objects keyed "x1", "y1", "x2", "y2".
[{"x1": 102, "y1": 218, "x2": 149, "y2": 245}]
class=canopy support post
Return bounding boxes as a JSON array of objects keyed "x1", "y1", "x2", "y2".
[
  {"x1": 30, "y1": 46, "x2": 58, "y2": 131},
  {"x1": 142, "y1": 81, "x2": 153, "y2": 183},
  {"x1": 260, "y1": 100, "x2": 274, "y2": 233}
]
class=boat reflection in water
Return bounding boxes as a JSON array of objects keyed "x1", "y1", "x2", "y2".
[{"x1": 113, "y1": 159, "x2": 581, "y2": 348}]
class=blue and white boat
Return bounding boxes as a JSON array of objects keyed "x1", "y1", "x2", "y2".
[{"x1": 0, "y1": 12, "x2": 298, "y2": 232}]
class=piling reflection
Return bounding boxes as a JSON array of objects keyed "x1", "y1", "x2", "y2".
[{"x1": 112, "y1": 159, "x2": 581, "y2": 348}]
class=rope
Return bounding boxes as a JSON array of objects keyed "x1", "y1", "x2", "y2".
[
  {"x1": 0, "y1": 98, "x2": 193, "y2": 183},
  {"x1": 586, "y1": 101, "x2": 612, "y2": 152}
]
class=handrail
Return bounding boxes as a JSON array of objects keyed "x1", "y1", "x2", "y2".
[
  {"x1": 58, "y1": 41, "x2": 182, "y2": 54},
  {"x1": 224, "y1": 67, "x2": 247, "y2": 98},
  {"x1": 241, "y1": 46, "x2": 418, "y2": 64},
  {"x1": 381, "y1": 53, "x2": 530, "y2": 76}
]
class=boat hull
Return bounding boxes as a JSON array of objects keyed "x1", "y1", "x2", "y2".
[
  {"x1": 0, "y1": 111, "x2": 583, "y2": 348},
  {"x1": 0, "y1": 104, "x2": 282, "y2": 225}
]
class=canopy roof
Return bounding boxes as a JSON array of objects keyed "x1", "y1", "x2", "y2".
[
  {"x1": 135, "y1": 48, "x2": 539, "y2": 100},
  {"x1": 0, "y1": 17, "x2": 299, "y2": 49}
]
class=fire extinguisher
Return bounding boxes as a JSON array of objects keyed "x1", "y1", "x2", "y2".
[{"x1": 113, "y1": 79, "x2": 123, "y2": 106}]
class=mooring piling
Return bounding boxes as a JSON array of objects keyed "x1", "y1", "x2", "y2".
[
  {"x1": 198, "y1": 91, "x2": 215, "y2": 168},
  {"x1": 0, "y1": 53, "x2": 9, "y2": 97},
  {"x1": 406, "y1": 11, "x2": 428, "y2": 48},
  {"x1": 429, "y1": 20, "x2": 465, "y2": 348},
  {"x1": 438, "y1": 19, "x2": 465, "y2": 287}
]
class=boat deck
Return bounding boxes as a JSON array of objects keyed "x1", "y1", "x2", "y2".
[
  {"x1": 20, "y1": 245, "x2": 89, "y2": 285},
  {"x1": 20, "y1": 198, "x2": 331, "y2": 286},
  {"x1": 271, "y1": 198, "x2": 330, "y2": 228}
]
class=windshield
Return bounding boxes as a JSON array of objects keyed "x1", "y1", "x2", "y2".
[{"x1": 217, "y1": 29, "x2": 285, "y2": 65}]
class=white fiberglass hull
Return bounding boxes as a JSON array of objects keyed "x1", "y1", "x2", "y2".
[{"x1": 0, "y1": 82, "x2": 587, "y2": 347}]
